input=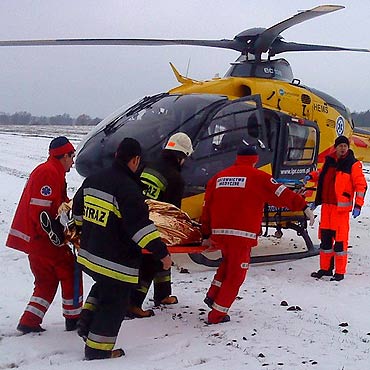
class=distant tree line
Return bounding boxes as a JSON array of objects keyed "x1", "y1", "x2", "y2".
[
  {"x1": 351, "y1": 111, "x2": 370, "y2": 128},
  {"x1": 0, "y1": 109, "x2": 368, "y2": 127},
  {"x1": 0, "y1": 111, "x2": 101, "y2": 126}
]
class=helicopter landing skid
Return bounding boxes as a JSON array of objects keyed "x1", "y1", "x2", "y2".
[{"x1": 188, "y1": 218, "x2": 319, "y2": 268}]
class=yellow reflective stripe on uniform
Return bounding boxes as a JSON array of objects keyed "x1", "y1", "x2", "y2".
[
  {"x1": 153, "y1": 269, "x2": 170, "y2": 283},
  {"x1": 83, "y1": 187, "x2": 122, "y2": 218},
  {"x1": 77, "y1": 249, "x2": 139, "y2": 284},
  {"x1": 141, "y1": 168, "x2": 167, "y2": 189},
  {"x1": 83, "y1": 302, "x2": 97, "y2": 312},
  {"x1": 84, "y1": 195, "x2": 121, "y2": 219},
  {"x1": 141, "y1": 171, "x2": 167, "y2": 190},
  {"x1": 141, "y1": 169, "x2": 167, "y2": 200},
  {"x1": 137, "y1": 286, "x2": 149, "y2": 294},
  {"x1": 153, "y1": 275, "x2": 171, "y2": 284},
  {"x1": 77, "y1": 255, "x2": 139, "y2": 284},
  {"x1": 137, "y1": 230, "x2": 161, "y2": 248},
  {"x1": 132, "y1": 224, "x2": 161, "y2": 248},
  {"x1": 75, "y1": 219, "x2": 83, "y2": 226},
  {"x1": 86, "y1": 332, "x2": 116, "y2": 351}
]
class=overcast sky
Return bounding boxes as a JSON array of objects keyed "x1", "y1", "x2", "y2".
[{"x1": 0, "y1": 0, "x2": 369, "y2": 118}]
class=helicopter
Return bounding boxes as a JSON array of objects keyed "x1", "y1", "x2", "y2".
[{"x1": 1, "y1": 4, "x2": 370, "y2": 264}]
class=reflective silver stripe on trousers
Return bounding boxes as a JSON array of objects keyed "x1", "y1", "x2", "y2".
[
  {"x1": 78, "y1": 248, "x2": 139, "y2": 277},
  {"x1": 88, "y1": 332, "x2": 117, "y2": 344},
  {"x1": 63, "y1": 296, "x2": 83, "y2": 305},
  {"x1": 357, "y1": 192, "x2": 365, "y2": 197},
  {"x1": 30, "y1": 296, "x2": 50, "y2": 309},
  {"x1": 275, "y1": 184, "x2": 287, "y2": 197},
  {"x1": 132, "y1": 223, "x2": 158, "y2": 244},
  {"x1": 335, "y1": 251, "x2": 348, "y2": 256},
  {"x1": 337, "y1": 202, "x2": 352, "y2": 207},
  {"x1": 212, "y1": 302, "x2": 229, "y2": 313},
  {"x1": 30, "y1": 198, "x2": 52, "y2": 207},
  {"x1": 212, "y1": 228, "x2": 256, "y2": 239},
  {"x1": 25, "y1": 305, "x2": 45, "y2": 318},
  {"x1": 211, "y1": 279, "x2": 222, "y2": 287},
  {"x1": 8, "y1": 228, "x2": 30, "y2": 242},
  {"x1": 83, "y1": 187, "x2": 120, "y2": 210},
  {"x1": 63, "y1": 307, "x2": 82, "y2": 316},
  {"x1": 320, "y1": 249, "x2": 333, "y2": 253}
]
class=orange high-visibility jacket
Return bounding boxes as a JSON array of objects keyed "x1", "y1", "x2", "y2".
[{"x1": 312, "y1": 149, "x2": 367, "y2": 211}]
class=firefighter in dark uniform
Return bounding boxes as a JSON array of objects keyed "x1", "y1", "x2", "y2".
[
  {"x1": 72, "y1": 138, "x2": 171, "y2": 360},
  {"x1": 129, "y1": 132, "x2": 193, "y2": 318}
]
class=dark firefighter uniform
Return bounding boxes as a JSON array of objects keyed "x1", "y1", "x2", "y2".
[
  {"x1": 6, "y1": 138, "x2": 82, "y2": 332},
  {"x1": 311, "y1": 148, "x2": 367, "y2": 276},
  {"x1": 73, "y1": 154, "x2": 168, "y2": 359},
  {"x1": 201, "y1": 145, "x2": 311, "y2": 324},
  {"x1": 131, "y1": 150, "x2": 184, "y2": 308}
]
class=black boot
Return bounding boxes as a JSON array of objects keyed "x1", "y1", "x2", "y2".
[
  {"x1": 85, "y1": 346, "x2": 125, "y2": 360},
  {"x1": 65, "y1": 318, "x2": 79, "y2": 331},
  {"x1": 330, "y1": 273, "x2": 344, "y2": 281},
  {"x1": 203, "y1": 296, "x2": 214, "y2": 309},
  {"x1": 310, "y1": 269, "x2": 333, "y2": 279},
  {"x1": 17, "y1": 323, "x2": 46, "y2": 334}
]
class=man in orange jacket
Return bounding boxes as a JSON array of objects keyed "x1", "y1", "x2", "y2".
[
  {"x1": 6, "y1": 136, "x2": 83, "y2": 333},
  {"x1": 305, "y1": 135, "x2": 367, "y2": 281},
  {"x1": 201, "y1": 142, "x2": 315, "y2": 325}
]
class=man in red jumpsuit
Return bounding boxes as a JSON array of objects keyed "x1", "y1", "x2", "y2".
[
  {"x1": 201, "y1": 143, "x2": 314, "y2": 324},
  {"x1": 6, "y1": 136, "x2": 83, "y2": 334},
  {"x1": 306, "y1": 135, "x2": 367, "y2": 281}
]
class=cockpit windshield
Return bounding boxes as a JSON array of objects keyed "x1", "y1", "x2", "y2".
[{"x1": 102, "y1": 93, "x2": 227, "y2": 152}]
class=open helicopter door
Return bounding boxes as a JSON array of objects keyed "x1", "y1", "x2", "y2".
[
  {"x1": 182, "y1": 94, "x2": 270, "y2": 204},
  {"x1": 253, "y1": 114, "x2": 320, "y2": 263},
  {"x1": 180, "y1": 101, "x2": 320, "y2": 268}
]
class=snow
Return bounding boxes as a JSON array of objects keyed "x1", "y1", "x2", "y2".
[{"x1": 0, "y1": 129, "x2": 369, "y2": 370}]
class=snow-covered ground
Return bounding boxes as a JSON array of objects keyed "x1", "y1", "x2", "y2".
[{"x1": 0, "y1": 129, "x2": 369, "y2": 370}]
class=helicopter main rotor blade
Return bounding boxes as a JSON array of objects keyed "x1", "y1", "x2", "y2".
[
  {"x1": 0, "y1": 37, "x2": 243, "y2": 51},
  {"x1": 254, "y1": 5, "x2": 344, "y2": 56},
  {"x1": 270, "y1": 40, "x2": 370, "y2": 55}
]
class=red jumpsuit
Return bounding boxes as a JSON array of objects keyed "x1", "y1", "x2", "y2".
[
  {"x1": 6, "y1": 156, "x2": 82, "y2": 329},
  {"x1": 201, "y1": 154, "x2": 307, "y2": 324},
  {"x1": 311, "y1": 149, "x2": 367, "y2": 275}
]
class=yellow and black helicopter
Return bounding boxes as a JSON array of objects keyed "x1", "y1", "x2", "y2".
[{"x1": 1, "y1": 5, "x2": 369, "y2": 264}]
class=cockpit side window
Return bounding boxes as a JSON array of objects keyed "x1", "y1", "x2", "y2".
[
  {"x1": 284, "y1": 123, "x2": 317, "y2": 165},
  {"x1": 193, "y1": 104, "x2": 263, "y2": 160}
]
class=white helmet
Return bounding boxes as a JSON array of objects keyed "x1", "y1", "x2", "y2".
[{"x1": 164, "y1": 132, "x2": 193, "y2": 156}]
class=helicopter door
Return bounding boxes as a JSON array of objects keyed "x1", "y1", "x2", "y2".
[
  {"x1": 274, "y1": 116, "x2": 319, "y2": 182},
  {"x1": 183, "y1": 96, "x2": 269, "y2": 197}
]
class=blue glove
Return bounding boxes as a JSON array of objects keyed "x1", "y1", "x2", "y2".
[
  {"x1": 303, "y1": 175, "x2": 312, "y2": 185},
  {"x1": 309, "y1": 202, "x2": 317, "y2": 211},
  {"x1": 352, "y1": 207, "x2": 361, "y2": 218}
]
